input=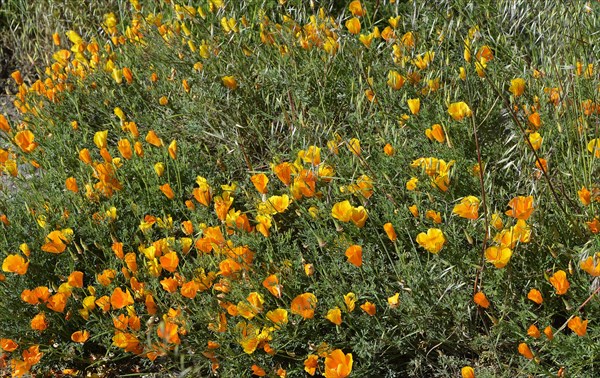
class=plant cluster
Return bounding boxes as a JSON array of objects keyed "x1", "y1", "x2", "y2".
[{"x1": 0, "y1": 0, "x2": 599, "y2": 377}]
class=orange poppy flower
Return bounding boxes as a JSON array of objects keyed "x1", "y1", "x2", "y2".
[
  {"x1": 448, "y1": 101, "x2": 472, "y2": 121},
  {"x1": 484, "y1": 246, "x2": 512, "y2": 268},
  {"x1": 549, "y1": 270, "x2": 569, "y2": 295},
  {"x1": 387, "y1": 70, "x2": 405, "y2": 90},
  {"x1": 304, "y1": 354, "x2": 319, "y2": 376},
  {"x1": 527, "y1": 324, "x2": 541, "y2": 338},
  {"x1": 65, "y1": 177, "x2": 78, "y2": 193},
  {"x1": 425, "y1": 124, "x2": 445, "y2": 143},
  {"x1": 384, "y1": 143, "x2": 395, "y2": 156},
  {"x1": 41, "y1": 230, "x2": 68, "y2": 253},
  {"x1": 71, "y1": 330, "x2": 90, "y2": 343},
  {"x1": 251, "y1": 365, "x2": 266, "y2": 377},
  {"x1": 416, "y1": 228, "x2": 446, "y2": 254},
  {"x1": 407, "y1": 98, "x2": 421, "y2": 115},
  {"x1": 79, "y1": 148, "x2": 92, "y2": 165},
  {"x1": 180, "y1": 280, "x2": 200, "y2": 299},
  {"x1": 518, "y1": 343, "x2": 534, "y2": 359},
  {"x1": 0, "y1": 114, "x2": 11, "y2": 132},
  {"x1": 580, "y1": 256, "x2": 600, "y2": 276},
  {"x1": 587, "y1": 217, "x2": 600, "y2": 234},
  {"x1": 544, "y1": 326, "x2": 554, "y2": 340},
  {"x1": 160, "y1": 278, "x2": 178, "y2": 293},
  {"x1": 14, "y1": 130, "x2": 38, "y2": 153},
  {"x1": 67, "y1": 271, "x2": 83, "y2": 288},
  {"x1": 473, "y1": 292, "x2": 490, "y2": 308},
  {"x1": 383, "y1": 223, "x2": 397, "y2": 241},
  {"x1": 567, "y1": 316, "x2": 588, "y2": 336},
  {"x1": 527, "y1": 289, "x2": 543, "y2": 304},
  {"x1": 461, "y1": 366, "x2": 475, "y2": 378},
  {"x1": 345, "y1": 245, "x2": 363, "y2": 267},
  {"x1": 528, "y1": 112, "x2": 542, "y2": 129},
  {"x1": 250, "y1": 173, "x2": 268, "y2": 194},
  {"x1": 505, "y1": 196, "x2": 534, "y2": 220},
  {"x1": 345, "y1": 17, "x2": 361, "y2": 35},
  {"x1": 110, "y1": 287, "x2": 134, "y2": 309},
  {"x1": 0, "y1": 338, "x2": 18, "y2": 352},
  {"x1": 452, "y1": 196, "x2": 480, "y2": 219},
  {"x1": 325, "y1": 307, "x2": 342, "y2": 325},
  {"x1": 350, "y1": 206, "x2": 368, "y2": 228},
  {"x1": 118, "y1": 139, "x2": 132, "y2": 159},
  {"x1": 344, "y1": 292, "x2": 356, "y2": 312},
  {"x1": 262, "y1": 274, "x2": 283, "y2": 298},
  {"x1": 349, "y1": 0, "x2": 365, "y2": 16},
  {"x1": 160, "y1": 252, "x2": 179, "y2": 273},
  {"x1": 2, "y1": 254, "x2": 29, "y2": 275},
  {"x1": 331, "y1": 200, "x2": 353, "y2": 222},
  {"x1": 95, "y1": 296, "x2": 111, "y2": 313},
  {"x1": 145, "y1": 130, "x2": 163, "y2": 147},
  {"x1": 360, "y1": 301, "x2": 376, "y2": 316},
  {"x1": 324, "y1": 349, "x2": 353, "y2": 378},
  {"x1": 290, "y1": 293, "x2": 317, "y2": 320},
  {"x1": 222, "y1": 76, "x2": 237, "y2": 90},
  {"x1": 31, "y1": 313, "x2": 48, "y2": 331},
  {"x1": 509, "y1": 78, "x2": 525, "y2": 97},
  {"x1": 266, "y1": 308, "x2": 288, "y2": 325}
]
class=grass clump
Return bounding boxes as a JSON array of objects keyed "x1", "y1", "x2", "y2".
[{"x1": 0, "y1": 0, "x2": 599, "y2": 377}]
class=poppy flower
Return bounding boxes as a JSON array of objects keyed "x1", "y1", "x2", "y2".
[
  {"x1": 425, "y1": 210, "x2": 442, "y2": 224},
  {"x1": 528, "y1": 132, "x2": 542, "y2": 151},
  {"x1": 117, "y1": 139, "x2": 132, "y2": 159},
  {"x1": 222, "y1": 76, "x2": 237, "y2": 90},
  {"x1": 350, "y1": 206, "x2": 368, "y2": 228},
  {"x1": 325, "y1": 307, "x2": 342, "y2": 325},
  {"x1": 181, "y1": 281, "x2": 200, "y2": 299},
  {"x1": 587, "y1": 139, "x2": 600, "y2": 158},
  {"x1": 384, "y1": 143, "x2": 395, "y2": 156},
  {"x1": 518, "y1": 343, "x2": 534, "y2": 359},
  {"x1": 349, "y1": 0, "x2": 365, "y2": 16},
  {"x1": 345, "y1": 17, "x2": 361, "y2": 35},
  {"x1": 331, "y1": 200, "x2": 353, "y2": 222},
  {"x1": 159, "y1": 183, "x2": 175, "y2": 200},
  {"x1": 453, "y1": 196, "x2": 480, "y2": 219},
  {"x1": 266, "y1": 308, "x2": 288, "y2": 325},
  {"x1": 425, "y1": 124, "x2": 445, "y2": 143},
  {"x1": 345, "y1": 245, "x2": 363, "y2": 267},
  {"x1": 94, "y1": 130, "x2": 108, "y2": 149},
  {"x1": 145, "y1": 130, "x2": 163, "y2": 147},
  {"x1": 41, "y1": 230, "x2": 69, "y2": 253},
  {"x1": 14, "y1": 130, "x2": 38, "y2": 153},
  {"x1": 167, "y1": 140, "x2": 177, "y2": 159},
  {"x1": 416, "y1": 228, "x2": 445, "y2": 254},
  {"x1": 387, "y1": 71, "x2": 405, "y2": 90},
  {"x1": 528, "y1": 112, "x2": 542, "y2": 129},
  {"x1": 387, "y1": 293, "x2": 400, "y2": 309},
  {"x1": 448, "y1": 102, "x2": 472, "y2": 121},
  {"x1": 265, "y1": 194, "x2": 290, "y2": 214},
  {"x1": 407, "y1": 98, "x2": 421, "y2": 115},
  {"x1": 348, "y1": 138, "x2": 361, "y2": 156},
  {"x1": 509, "y1": 78, "x2": 525, "y2": 97},
  {"x1": 344, "y1": 292, "x2": 356, "y2": 312},
  {"x1": 360, "y1": 301, "x2": 376, "y2": 316},
  {"x1": 461, "y1": 366, "x2": 475, "y2": 378},
  {"x1": 250, "y1": 173, "x2": 268, "y2": 194},
  {"x1": 473, "y1": 292, "x2": 490, "y2": 308},
  {"x1": 544, "y1": 326, "x2": 554, "y2": 340},
  {"x1": 0, "y1": 114, "x2": 11, "y2": 132},
  {"x1": 304, "y1": 354, "x2": 319, "y2": 376},
  {"x1": 578, "y1": 187, "x2": 591, "y2": 206},
  {"x1": 406, "y1": 177, "x2": 418, "y2": 191},
  {"x1": 251, "y1": 365, "x2": 266, "y2": 377},
  {"x1": 580, "y1": 256, "x2": 600, "y2": 276},
  {"x1": 527, "y1": 289, "x2": 543, "y2": 304},
  {"x1": 160, "y1": 278, "x2": 178, "y2": 293},
  {"x1": 324, "y1": 349, "x2": 353, "y2": 378},
  {"x1": 67, "y1": 271, "x2": 83, "y2": 288},
  {"x1": 290, "y1": 293, "x2": 317, "y2": 319},
  {"x1": 549, "y1": 270, "x2": 569, "y2": 295},
  {"x1": 527, "y1": 324, "x2": 541, "y2": 338},
  {"x1": 383, "y1": 223, "x2": 397, "y2": 241},
  {"x1": 31, "y1": 313, "x2": 48, "y2": 331},
  {"x1": 0, "y1": 338, "x2": 18, "y2": 352},
  {"x1": 111, "y1": 287, "x2": 134, "y2": 309},
  {"x1": 567, "y1": 316, "x2": 588, "y2": 336},
  {"x1": 505, "y1": 196, "x2": 534, "y2": 220},
  {"x1": 71, "y1": 330, "x2": 90, "y2": 343},
  {"x1": 484, "y1": 246, "x2": 512, "y2": 268},
  {"x1": 262, "y1": 274, "x2": 283, "y2": 298},
  {"x1": 2, "y1": 254, "x2": 29, "y2": 275}
]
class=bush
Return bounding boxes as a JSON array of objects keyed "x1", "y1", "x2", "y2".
[{"x1": 0, "y1": 0, "x2": 599, "y2": 377}]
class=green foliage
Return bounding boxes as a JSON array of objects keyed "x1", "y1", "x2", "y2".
[{"x1": 0, "y1": 0, "x2": 599, "y2": 377}]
